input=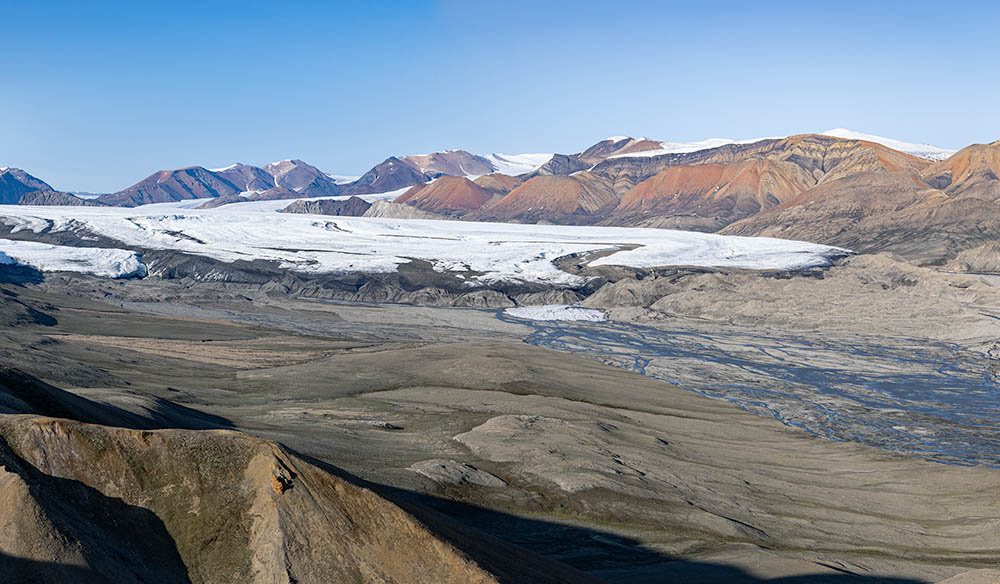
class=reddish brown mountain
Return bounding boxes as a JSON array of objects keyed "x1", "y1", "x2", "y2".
[
  {"x1": 593, "y1": 134, "x2": 931, "y2": 228},
  {"x1": 97, "y1": 167, "x2": 243, "y2": 207},
  {"x1": 396, "y1": 176, "x2": 492, "y2": 216},
  {"x1": 720, "y1": 170, "x2": 1000, "y2": 264},
  {"x1": 921, "y1": 141, "x2": 1000, "y2": 200},
  {"x1": 213, "y1": 163, "x2": 276, "y2": 192},
  {"x1": 590, "y1": 134, "x2": 930, "y2": 197},
  {"x1": 343, "y1": 157, "x2": 431, "y2": 196},
  {"x1": 717, "y1": 142, "x2": 1000, "y2": 264},
  {"x1": 611, "y1": 159, "x2": 815, "y2": 229},
  {"x1": 400, "y1": 150, "x2": 494, "y2": 177},
  {"x1": 264, "y1": 159, "x2": 345, "y2": 196},
  {"x1": 343, "y1": 151, "x2": 498, "y2": 197},
  {"x1": 575, "y1": 136, "x2": 665, "y2": 164},
  {"x1": 474, "y1": 172, "x2": 617, "y2": 223},
  {"x1": 474, "y1": 173, "x2": 523, "y2": 197},
  {"x1": 519, "y1": 154, "x2": 591, "y2": 178},
  {"x1": 97, "y1": 160, "x2": 348, "y2": 207}
]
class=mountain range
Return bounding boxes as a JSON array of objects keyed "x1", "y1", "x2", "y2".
[
  {"x1": 4, "y1": 130, "x2": 1000, "y2": 265},
  {"x1": 0, "y1": 168, "x2": 103, "y2": 206}
]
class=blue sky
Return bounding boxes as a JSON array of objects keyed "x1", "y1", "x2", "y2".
[{"x1": 2, "y1": 0, "x2": 998, "y2": 192}]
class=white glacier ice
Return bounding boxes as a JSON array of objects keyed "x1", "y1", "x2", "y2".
[
  {"x1": 0, "y1": 239, "x2": 146, "y2": 278},
  {"x1": 820, "y1": 129, "x2": 956, "y2": 161},
  {"x1": 504, "y1": 305, "x2": 607, "y2": 322},
  {"x1": 0, "y1": 201, "x2": 848, "y2": 284}
]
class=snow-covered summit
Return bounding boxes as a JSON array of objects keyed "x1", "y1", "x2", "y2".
[
  {"x1": 606, "y1": 137, "x2": 776, "y2": 159},
  {"x1": 484, "y1": 153, "x2": 554, "y2": 176},
  {"x1": 602, "y1": 130, "x2": 957, "y2": 161},
  {"x1": 821, "y1": 129, "x2": 956, "y2": 161},
  {"x1": 208, "y1": 163, "x2": 241, "y2": 172}
]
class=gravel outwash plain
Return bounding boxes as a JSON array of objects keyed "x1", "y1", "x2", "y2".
[{"x1": 1, "y1": 267, "x2": 998, "y2": 582}]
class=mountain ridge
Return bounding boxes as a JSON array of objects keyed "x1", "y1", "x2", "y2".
[
  {"x1": 8, "y1": 128, "x2": 957, "y2": 208},
  {"x1": 0, "y1": 168, "x2": 100, "y2": 206},
  {"x1": 7, "y1": 130, "x2": 1000, "y2": 265}
]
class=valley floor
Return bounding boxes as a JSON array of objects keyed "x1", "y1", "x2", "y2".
[{"x1": 3, "y1": 275, "x2": 998, "y2": 583}]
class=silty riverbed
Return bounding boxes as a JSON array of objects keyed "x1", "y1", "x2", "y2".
[{"x1": 500, "y1": 313, "x2": 1000, "y2": 468}]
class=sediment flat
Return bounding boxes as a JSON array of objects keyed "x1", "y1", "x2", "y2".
[{"x1": 3, "y1": 282, "x2": 997, "y2": 583}]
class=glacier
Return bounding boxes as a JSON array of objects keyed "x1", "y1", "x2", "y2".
[
  {"x1": 0, "y1": 239, "x2": 146, "y2": 278},
  {"x1": 504, "y1": 305, "x2": 607, "y2": 322},
  {"x1": 0, "y1": 201, "x2": 848, "y2": 284}
]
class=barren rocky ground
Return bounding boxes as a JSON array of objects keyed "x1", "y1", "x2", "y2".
[{"x1": 2, "y1": 259, "x2": 998, "y2": 582}]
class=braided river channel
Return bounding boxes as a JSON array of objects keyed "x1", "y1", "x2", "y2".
[{"x1": 500, "y1": 313, "x2": 1000, "y2": 468}]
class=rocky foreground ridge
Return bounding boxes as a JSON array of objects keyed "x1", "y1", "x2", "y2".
[{"x1": 0, "y1": 367, "x2": 590, "y2": 584}]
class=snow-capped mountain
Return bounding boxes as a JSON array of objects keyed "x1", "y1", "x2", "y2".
[
  {"x1": 484, "y1": 153, "x2": 555, "y2": 175},
  {"x1": 3, "y1": 129, "x2": 968, "y2": 210},
  {"x1": 399, "y1": 150, "x2": 494, "y2": 177},
  {"x1": 210, "y1": 163, "x2": 276, "y2": 192},
  {"x1": 264, "y1": 159, "x2": 321, "y2": 191},
  {"x1": 399, "y1": 150, "x2": 553, "y2": 178},
  {"x1": 604, "y1": 137, "x2": 774, "y2": 159},
  {"x1": 341, "y1": 150, "x2": 554, "y2": 196},
  {"x1": 4, "y1": 130, "x2": 999, "y2": 273},
  {"x1": 595, "y1": 130, "x2": 955, "y2": 162},
  {"x1": 821, "y1": 129, "x2": 956, "y2": 161},
  {"x1": 95, "y1": 159, "x2": 349, "y2": 206}
]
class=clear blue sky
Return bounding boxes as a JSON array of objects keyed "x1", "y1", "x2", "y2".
[{"x1": 2, "y1": 0, "x2": 998, "y2": 192}]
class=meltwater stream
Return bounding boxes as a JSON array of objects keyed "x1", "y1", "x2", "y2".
[{"x1": 499, "y1": 314, "x2": 1000, "y2": 468}]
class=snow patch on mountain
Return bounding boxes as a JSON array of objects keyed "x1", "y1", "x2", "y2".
[
  {"x1": 484, "y1": 153, "x2": 554, "y2": 176},
  {"x1": 607, "y1": 137, "x2": 776, "y2": 159},
  {"x1": 821, "y1": 129, "x2": 956, "y2": 160},
  {"x1": 604, "y1": 130, "x2": 955, "y2": 161}
]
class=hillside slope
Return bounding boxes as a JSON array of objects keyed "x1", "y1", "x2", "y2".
[
  {"x1": 97, "y1": 167, "x2": 243, "y2": 206},
  {"x1": 0, "y1": 368, "x2": 591, "y2": 584},
  {"x1": 395, "y1": 176, "x2": 493, "y2": 216},
  {"x1": 721, "y1": 142, "x2": 1000, "y2": 263},
  {"x1": 473, "y1": 173, "x2": 617, "y2": 223}
]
